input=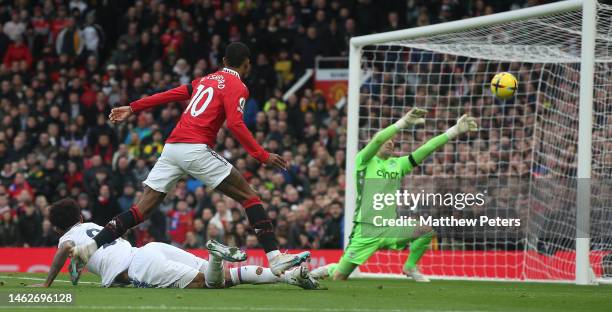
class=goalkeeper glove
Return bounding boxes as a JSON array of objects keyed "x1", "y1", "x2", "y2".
[
  {"x1": 445, "y1": 114, "x2": 478, "y2": 139},
  {"x1": 394, "y1": 108, "x2": 428, "y2": 129}
]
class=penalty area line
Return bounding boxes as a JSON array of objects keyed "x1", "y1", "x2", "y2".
[{"x1": 0, "y1": 275, "x2": 100, "y2": 286}]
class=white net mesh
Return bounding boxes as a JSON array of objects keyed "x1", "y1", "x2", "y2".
[
  {"x1": 397, "y1": 3, "x2": 612, "y2": 63},
  {"x1": 351, "y1": 2, "x2": 612, "y2": 281}
]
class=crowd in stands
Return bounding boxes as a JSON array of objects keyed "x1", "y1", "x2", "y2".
[{"x1": 0, "y1": 0, "x2": 553, "y2": 250}]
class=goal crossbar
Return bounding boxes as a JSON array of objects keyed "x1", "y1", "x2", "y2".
[{"x1": 350, "y1": 0, "x2": 584, "y2": 47}]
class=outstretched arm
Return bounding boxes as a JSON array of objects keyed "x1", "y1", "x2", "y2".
[
  {"x1": 110, "y1": 85, "x2": 192, "y2": 123},
  {"x1": 130, "y1": 85, "x2": 191, "y2": 113},
  {"x1": 403, "y1": 114, "x2": 479, "y2": 168},
  {"x1": 408, "y1": 133, "x2": 449, "y2": 166},
  {"x1": 31, "y1": 241, "x2": 73, "y2": 287},
  {"x1": 357, "y1": 108, "x2": 428, "y2": 165}
]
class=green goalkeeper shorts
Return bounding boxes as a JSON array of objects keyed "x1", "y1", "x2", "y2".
[{"x1": 338, "y1": 235, "x2": 411, "y2": 272}]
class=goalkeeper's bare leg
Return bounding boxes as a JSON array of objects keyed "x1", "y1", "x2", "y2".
[{"x1": 72, "y1": 168, "x2": 309, "y2": 276}]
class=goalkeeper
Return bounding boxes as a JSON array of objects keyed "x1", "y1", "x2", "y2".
[{"x1": 311, "y1": 108, "x2": 478, "y2": 282}]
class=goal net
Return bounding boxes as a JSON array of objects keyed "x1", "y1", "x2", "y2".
[{"x1": 345, "y1": 0, "x2": 612, "y2": 283}]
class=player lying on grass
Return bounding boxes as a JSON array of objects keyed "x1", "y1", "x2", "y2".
[
  {"x1": 71, "y1": 42, "x2": 308, "y2": 275},
  {"x1": 311, "y1": 109, "x2": 478, "y2": 282},
  {"x1": 36, "y1": 199, "x2": 319, "y2": 290}
]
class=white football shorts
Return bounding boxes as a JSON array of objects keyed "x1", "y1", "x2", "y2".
[
  {"x1": 143, "y1": 143, "x2": 232, "y2": 193},
  {"x1": 128, "y1": 242, "x2": 208, "y2": 288}
]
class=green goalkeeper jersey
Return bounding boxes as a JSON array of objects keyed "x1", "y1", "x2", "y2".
[{"x1": 352, "y1": 124, "x2": 449, "y2": 237}]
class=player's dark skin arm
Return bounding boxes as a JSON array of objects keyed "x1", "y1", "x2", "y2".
[{"x1": 29, "y1": 241, "x2": 73, "y2": 287}]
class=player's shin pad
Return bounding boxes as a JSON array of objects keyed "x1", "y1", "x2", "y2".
[{"x1": 94, "y1": 205, "x2": 143, "y2": 248}]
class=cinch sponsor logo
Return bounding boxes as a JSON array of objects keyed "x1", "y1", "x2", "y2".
[{"x1": 376, "y1": 169, "x2": 401, "y2": 179}]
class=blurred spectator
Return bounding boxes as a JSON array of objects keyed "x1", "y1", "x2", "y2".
[
  {"x1": 294, "y1": 26, "x2": 324, "y2": 70},
  {"x1": 82, "y1": 11, "x2": 104, "y2": 57},
  {"x1": 77, "y1": 193, "x2": 93, "y2": 221},
  {"x1": 3, "y1": 35, "x2": 32, "y2": 69},
  {"x1": 3, "y1": 11, "x2": 25, "y2": 41},
  {"x1": 245, "y1": 233, "x2": 259, "y2": 249},
  {"x1": 111, "y1": 156, "x2": 135, "y2": 196},
  {"x1": 92, "y1": 184, "x2": 119, "y2": 226},
  {"x1": 168, "y1": 200, "x2": 194, "y2": 245},
  {"x1": 39, "y1": 219, "x2": 60, "y2": 247},
  {"x1": 321, "y1": 201, "x2": 343, "y2": 248},
  {"x1": 210, "y1": 201, "x2": 232, "y2": 236},
  {"x1": 65, "y1": 161, "x2": 83, "y2": 190},
  {"x1": 172, "y1": 59, "x2": 191, "y2": 85},
  {"x1": 228, "y1": 222, "x2": 248, "y2": 249},
  {"x1": 118, "y1": 183, "x2": 136, "y2": 212},
  {"x1": 142, "y1": 130, "x2": 164, "y2": 160},
  {"x1": 18, "y1": 202, "x2": 42, "y2": 247},
  {"x1": 55, "y1": 18, "x2": 84, "y2": 58},
  {"x1": 207, "y1": 223, "x2": 223, "y2": 243},
  {"x1": 132, "y1": 159, "x2": 150, "y2": 187},
  {"x1": 9, "y1": 173, "x2": 33, "y2": 200},
  {"x1": 0, "y1": 206, "x2": 21, "y2": 246},
  {"x1": 248, "y1": 53, "x2": 277, "y2": 103},
  {"x1": 192, "y1": 218, "x2": 207, "y2": 245},
  {"x1": 183, "y1": 231, "x2": 202, "y2": 249}
]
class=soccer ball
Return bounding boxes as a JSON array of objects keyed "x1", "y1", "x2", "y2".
[{"x1": 490, "y1": 72, "x2": 518, "y2": 100}]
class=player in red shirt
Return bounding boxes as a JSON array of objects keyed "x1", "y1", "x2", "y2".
[{"x1": 71, "y1": 42, "x2": 310, "y2": 276}]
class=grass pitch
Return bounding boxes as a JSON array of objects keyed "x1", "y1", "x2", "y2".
[{"x1": 0, "y1": 273, "x2": 609, "y2": 311}]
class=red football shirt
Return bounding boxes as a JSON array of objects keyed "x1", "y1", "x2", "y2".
[{"x1": 129, "y1": 68, "x2": 269, "y2": 163}]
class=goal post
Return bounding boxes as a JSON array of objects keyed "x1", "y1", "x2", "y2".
[
  {"x1": 576, "y1": 0, "x2": 596, "y2": 286},
  {"x1": 345, "y1": 0, "x2": 610, "y2": 284}
]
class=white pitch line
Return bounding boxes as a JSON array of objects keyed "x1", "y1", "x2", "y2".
[
  {"x1": 0, "y1": 275, "x2": 100, "y2": 286},
  {"x1": 0, "y1": 306, "x2": 484, "y2": 312}
]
